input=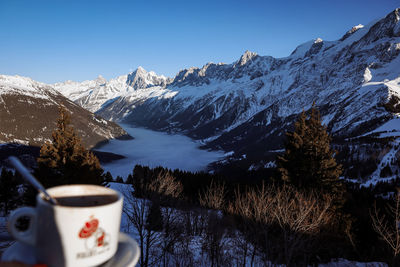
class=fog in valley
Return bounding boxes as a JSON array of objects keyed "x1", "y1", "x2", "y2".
[{"x1": 96, "y1": 124, "x2": 226, "y2": 178}]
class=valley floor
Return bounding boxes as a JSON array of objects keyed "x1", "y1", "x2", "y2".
[{"x1": 96, "y1": 124, "x2": 225, "y2": 178}]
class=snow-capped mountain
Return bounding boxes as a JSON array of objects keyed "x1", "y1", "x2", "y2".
[
  {"x1": 0, "y1": 75, "x2": 130, "y2": 148},
  {"x1": 55, "y1": 9, "x2": 400, "y2": 138},
  {"x1": 7, "y1": 8, "x2": 400, "y2": 182},
  {"x1": 54, "y1": 66, "x2": 171, "y2": 113}
]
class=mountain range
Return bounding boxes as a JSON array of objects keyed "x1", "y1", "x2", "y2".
[{"x1": 2, "y1": 8, "x2": 400, "y2": 183}]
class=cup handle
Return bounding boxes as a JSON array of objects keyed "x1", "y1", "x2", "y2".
[{"x1": 8, "y1": 207, "x2": 37, "y2": 246}]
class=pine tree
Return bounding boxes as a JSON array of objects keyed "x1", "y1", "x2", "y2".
[
  {"x1": 36, "y1": 106, "x2": 104, "y2": 188},
  {"x1": 104, "y1": 171, "x2": 113, "y2": 183},
  {"x1": 0, "y1": 168, "x2": 21, "y2": 215},
  {"x1": 115, "y1": 176, "x2": 124, "y2": 183},
  {"x1": 277, "y1": 106, "x2": 344, "y2": 207},
  {"x1": 126, "y1": 174, "x2": 134, "y2": 184}
]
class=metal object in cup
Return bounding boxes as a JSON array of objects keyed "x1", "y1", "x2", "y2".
[{"x1": 7, "y1": 184, "x2": 123, "y2": 267}]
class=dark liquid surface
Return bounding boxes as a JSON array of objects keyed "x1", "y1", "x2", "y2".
[{"x1": 55, "y1": 194, "x2": 118, "y2": 207}]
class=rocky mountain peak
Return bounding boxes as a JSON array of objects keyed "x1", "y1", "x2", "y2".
[
  {"x1": 304, "y1": 38, "x2": 324, "y2": 57},
  {"x1": 136, "y1": 66, "x2": 146, "y2": 74},
  {"x1": 395, "y1": 8, "x2": 400, "y2": 21},
  {"x1": 199, "y1": 62, "x2": 220, "y2": 76},
  {"x1": 353, "y1": 7, "x2": 400, "y2": 48},
  {"x1": 126, "y1": 67, "x2": 168, "y2": 89},
  {"x1": 351, "y1": 24, "x2": 365, "y2": 32},
  {"x1": 237, "y1": 50, "x2": 258, "y2": 66},
  {"x1": 128, "y1": 66, "x2": 146, "y2": 77},
  {"x1": 393, "y1": 8, "x2": 400, "y2": 36},
  {"x1": 314, "y1": 38, "x2": 323, "y2": 44},
  {"x1": 340, "y1": 24, "x2": 364, "y2": 41},
  {"x1": 95, "y1": 75, "x2": 107, "y2": 85}
]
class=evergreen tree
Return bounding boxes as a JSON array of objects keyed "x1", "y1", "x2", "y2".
[
  {"x1": 36, "y1": 106, "x2": 104, "y2": 188},
  {"x1": 115, "y1": 176, "x2": 124, "y2": 183},
  {"x1": 126, "y1": 174, "x2": 134, "y2": 184},
  {"x1": 0, "y1": 168, "x2": 21, "y2": 215},
  {"x1": 277, "y1": 106, "x2": 344, "y2": 206},
  {"x1": 132, "y1": 165, "x2": 151, "y2": 197},
  {"x1": 104, "y1": 171, "x2": 113, "y2": 183}
]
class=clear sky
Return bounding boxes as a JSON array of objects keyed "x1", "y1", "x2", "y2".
[{"x1": 0, "y1": 0, "x2": 398, "y2": 83}]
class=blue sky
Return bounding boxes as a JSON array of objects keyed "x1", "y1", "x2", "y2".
[{"x1": 0, "y1": 0, "x2": 398, "y2": 83}]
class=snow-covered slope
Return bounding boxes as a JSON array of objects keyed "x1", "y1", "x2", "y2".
[{"x1": 0, "y1": 75, "x2": 130, "y2": 148}]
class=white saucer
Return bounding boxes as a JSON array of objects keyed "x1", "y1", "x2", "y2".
[{"x1": 1, "y1": 232, "x2": 140, "y2": 267}]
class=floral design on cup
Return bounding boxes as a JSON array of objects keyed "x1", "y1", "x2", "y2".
[
  {"x1": 79, "y1": 217, "x2": 99, "y2": 239},
  {"x1": 77, "y1": 216, "x2": 111, "y2": 259}
]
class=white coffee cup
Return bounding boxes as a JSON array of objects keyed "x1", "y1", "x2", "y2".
[{"x1": 7, "y1": 184, "x2": 123, "y2": 267}]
